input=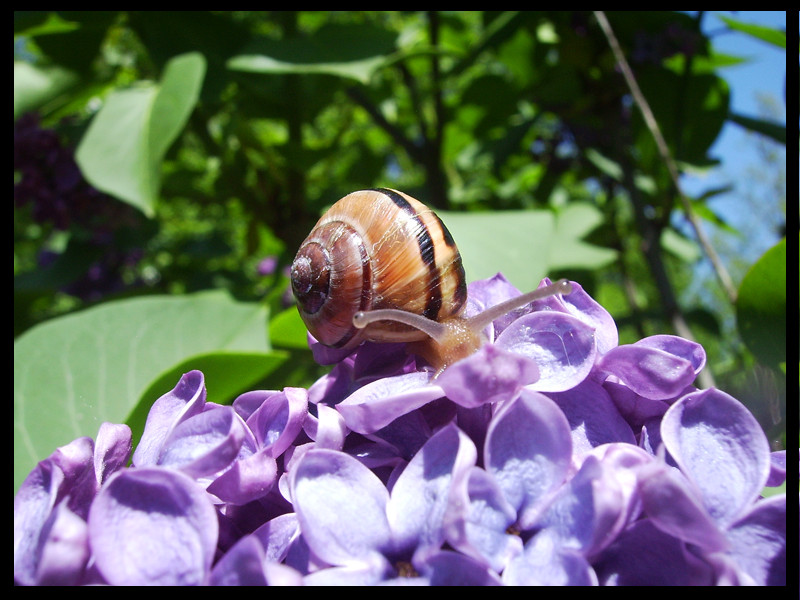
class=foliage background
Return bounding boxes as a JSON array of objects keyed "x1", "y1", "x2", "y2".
[{"x1": 13, "y1": 11, "x2": 787, "y2": 492}]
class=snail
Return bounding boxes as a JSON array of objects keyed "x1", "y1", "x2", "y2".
[{"x1": 290, "y1": 188, "x2": 572, "y2": 373}]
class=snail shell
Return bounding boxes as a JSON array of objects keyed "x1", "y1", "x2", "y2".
[{"x1": 291, "y1": 188, "x2": 468, "y2": 352}]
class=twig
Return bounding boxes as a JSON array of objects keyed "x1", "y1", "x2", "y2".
[{"x1": 593, "y1": 11, "x2": 738, "y2": 304}]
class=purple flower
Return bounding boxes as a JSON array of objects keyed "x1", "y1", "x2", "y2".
[
  {"x1": 209, "y1": 527, "x2": 305, "y2": 585},
  {"x1": 88, "y1": 467, "x2": 219, "y2": 585},
  {"x1": 256, "y1": 255, "x2": 278, "y2": 276},
  {"x1": 631, "y1": 388, "x2": 786, "y2": 585},
  {"x1": 13, "y1": 274, "x2": 786, "y2": 585},
  {"x1": 14, "y1": 423, "x2": 131, "y2": 585},
  {"x1": 287, "y1": 423, "x2": 501, "y2": 584}
]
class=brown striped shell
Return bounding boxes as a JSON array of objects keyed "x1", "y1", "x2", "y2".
[{"x1": 290, "y1": 188, "x2": 467, "y2": 351}]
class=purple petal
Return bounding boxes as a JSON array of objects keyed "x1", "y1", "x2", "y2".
[
  {"x1": 245, "y1": 387, "x2": 308, "y2": 456},
  {"x1": 661, "y1": 388, "x2": 772, "y2": 528},
  {"x1": 547, "y1": 379, "x2": 636, "y2": 455},
  {"x1": 555, "y1": 279, "x2": 619, "y2": 355},
  {"x1": 363, "y1": 408, "x2": 437, "y2": 461},
  {"x1": 531, "y1": 456, "x2": 624, "y2": 554},
  {"x1": 31, "y1": 502, "x2": 90, "y2": 585},
  {"x1": 93, "y1": 422, "x2": 132, "y2": 487},
  {"x1": 446, "y1": 466, "x2": 522, "y2": 572},
  {"x1": 250, "y1": 513, "x2": 302, "y2": 564},
  {"x1": 88, "y1": 467, "x2": 218, "y2": 585},
  {"x1": 766, "y1": 450, "x2": 786, "y2": 487},
  {"x1": 503, "y1": 529, "x2": 597, "y2": 586},
  {"x1": 437, "y1": 344, "x2": 539, "y2": 407},
  {"x1": 289, "y1": 448, "x2": 393, "y2": 567},
  {"x1": 308, "y1": 332, "x2": 355, "y2": 365},
  {"x1": 263, "y1": 562, "x2": 305, "y2": 585},
  {"x1": 638, "y1": 416, "x2": 666, "y2": 456},
  {"x1": 307, "y1": 360, "x2": 355, "y2": 406},
  {"x1": 233, "y1": 389, "x2": 282, "y2": 422},
  {"x1": 211, "y1": 528, "x2": 305, "y2": 586},
  {"x1": 634, "y1": 334, "x2": 706, "y2": 374},
  {"x1": 595, "y1": 344, "x2": 697, "y2": 399},
  {"x1": 724, "y1": 494, "x2": 786, "y2": 586},
  {"x1": 336, "y1": 371, "x2": 444, "y2": 434},
  {"x1": 496, "y1": 310, "x2": 597, "y2": 392},
  {"x1": 637, "y1": 459, "x2": 729, "y2": 552},
  {"x1": 582, "y1": 443, "x2": 653, "y2": 526},
  {"x1": 158, "y1": 405, "x2": 246, "y2": 478},
  {"x1": 303, "y1": 563, "x2": 391, "y2": 585},
  {"x1": 206, "y1": 449, "x2": 277, "y2": 505},
  {"x1": 420, "y1": 550, "x2": 504, "y2": 586},
  {"x1": 603, "y1": 380, "x2": 669, "y2": 431},
  {"x1": 49, "y1": 435, "x2": 95, "y2": 483},
  {"x1": 303, "y1": 402, "x2": 348, "y2": 450},
  {"x1": 47, "y1": 436, "x2": 97, "y2": 519},
  {"x1": 14, "y1": 460, "x2": 62, "y2": 585},
  {"x1": 133, "y1": 370, "x2": 207, "y2": 467},
  {"x1": 466, "y1": 273, "x2": 524, "y2": 337},
  {"x1": 209, "y1": 535, "x2": 269, "y2": 586},
  {"x1": 468, "y1": 272, "x2": 522, "y2": 303},
  {"x1": 593, "y1": 519, "x2": 714, "y2": 585},
  {"x1": 13, "y1": 437, "x2": 97, "y2": 552},
  {"x1": 484, "y1": 389, "x2": 573, "y2": 527},
  {"x1": 13, "y1": 437, "x2": 97, "y2": 584},
  {"x1": 387, "y1": 423, "x2": 476, "y2": 555},
  {"x1": 352, "y1": 341, "x2": 418, "y2": 379}
]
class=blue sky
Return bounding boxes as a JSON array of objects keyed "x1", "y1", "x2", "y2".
[{"x1": 678, "y1": 11, "x2": 786, "y2": 267}]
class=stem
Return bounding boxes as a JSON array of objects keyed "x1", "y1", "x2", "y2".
[{"x1": 593, "y1": 11, "x2": 737, "y2": 304}]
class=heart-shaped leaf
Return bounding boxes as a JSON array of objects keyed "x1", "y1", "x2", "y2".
[
  {"x1": 14, "y1": 290, "x2": 278, "y2": 492},
  {"x1": 736, "y1": 237, "x2": 786, "y2": 371},
  {"x1": 227, "y1": 23, "x2": 396, "y2": 84},
  {"x1": 440, "y1": 204, "x2": 616, "y2": 290},
  {"x1": 75, "y1": 52, "x2": 206, "y2": 216}
]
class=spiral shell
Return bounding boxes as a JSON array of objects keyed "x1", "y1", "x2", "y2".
[{"x1": 290, "y1": 188, "x2": 467, "y2": 350}]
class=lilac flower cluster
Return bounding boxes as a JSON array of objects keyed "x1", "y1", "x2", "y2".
[
  {"x1": 14, "y1": 112, "x2": 145, "y2": 302},
  {"x1": 14, "y1": 275, "x2": 787, "y2": 585}
]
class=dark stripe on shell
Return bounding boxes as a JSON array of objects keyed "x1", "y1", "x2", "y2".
[
  {"x1": 331, "y1": 223, "x2": 373, "y2": 349},
  {"x1": 434, "y1": 212, "x2": 458, "y2": 248},
  {"x1": 372, "y1": 188, "x2": 442, "y2": 321},
  {"x1": 432, "y1": 212, "x2": 467, "y2": 311}
]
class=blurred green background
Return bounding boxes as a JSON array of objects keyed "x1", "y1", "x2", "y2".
[{"x1": 14, "y1": 11, "x2": 786, "y2": 491}]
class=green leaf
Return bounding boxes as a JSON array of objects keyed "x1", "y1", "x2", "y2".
[
  {"x1": 14, "y1": 11, "x2": 80, "y2": 36},
  {"x1": 75, "y1": 52, "x2": 206, "y2": 216},
  {"x1": 661, "y1": 228, "x2": 701, "y2": 263},
  {"x1": 440, "y1": 204, "x2": 615, "y2": 291},
  {"x1": 441, "y1": 210, "x2": 555, "y2": 289},
  {"x1": 550, "y1": 203, "x2": 618, "y2": 270},
  {"x1": 728, "y1": 112, "x2": 787, "y2": 145},
  {"x1": 14, "y1": 290, "x2": 273, "y2": 492},
  {"x1": 447, "y1": 11, "x2": 528, "y2": 78},
  {"x1": 716, "y1": 14, "x2": 786, "y2": 49},
  {"x1": 269, "y1": 307, "x2": 311, "y2": 349},
  {"x1": 585, "y1": 148, "x2": 623, "y2": 181},
  {"x1": 228, "y1": 25, "x2": 396, "y2": 84},
  {"x1": 735, "y1": 237, "x2": 786, "y2": 371},
  {"x1": 13, "y1": 60, "x2": 79, "y2": 119},
  {"x1": 227, "y1": 24, "x2": 396, "y2": 84},
  {"x1": 636, "y1": 68, "x2": 729, "y2": 164}
]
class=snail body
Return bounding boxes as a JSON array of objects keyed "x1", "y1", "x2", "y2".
[{"x1": 291, "y1": 188, "x2": 572, "y2": 372}]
